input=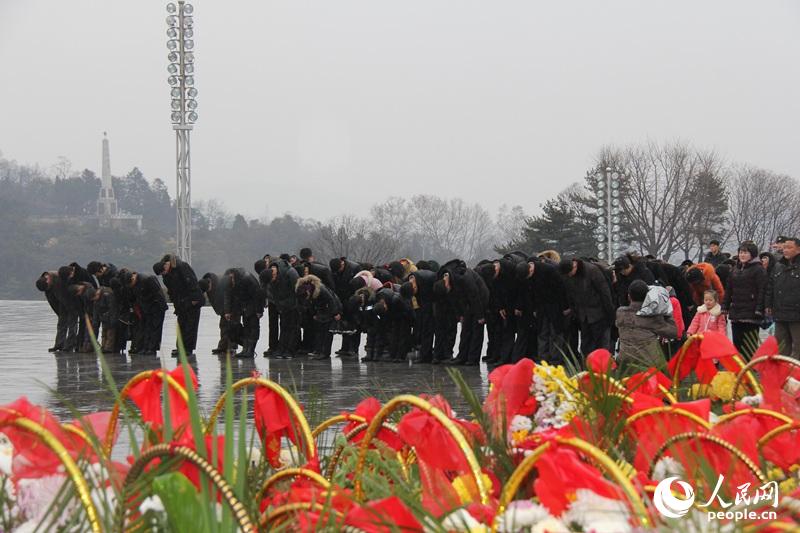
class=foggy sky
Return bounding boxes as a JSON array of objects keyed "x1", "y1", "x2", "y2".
[{"x1": 1, "y1": 1, "x2": 799, "y2": 221}]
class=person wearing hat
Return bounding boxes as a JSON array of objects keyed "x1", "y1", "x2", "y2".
[
  {"x1": 704, "y1": 240, "x2": 727, "y2": 268},
  {"x1": 722, "y1": 242, "x2": 767, "y2": 358},
  {"x1": 766, "y1": 237, "x2": 800, "y2": 358},
  {"x1": 153, "y1": 253, "x2": 204, "y2": 357}
]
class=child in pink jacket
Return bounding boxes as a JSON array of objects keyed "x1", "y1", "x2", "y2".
[{"x1": 687, "y1": 290, "x2": 728, "y2": 336}]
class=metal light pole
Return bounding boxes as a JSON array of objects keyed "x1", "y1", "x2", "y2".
[
  {"x1": 166, "y1": 1, "x2": 197, "y2": 262},
  {"x1": 594, "y1": 167, "x2": 622, "y2": 262}
]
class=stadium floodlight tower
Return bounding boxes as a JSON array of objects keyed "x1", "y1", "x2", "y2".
[
  {"x1": 166, "y1": 1, "x2": 197, "y2": 262},
  {"x1": 594, "y1": 167, "x2": 622, "y2": 262}
]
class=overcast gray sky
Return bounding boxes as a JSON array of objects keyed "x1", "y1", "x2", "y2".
[{"x1": 1, "y1": 1, "x2": 798, "y2": 220}]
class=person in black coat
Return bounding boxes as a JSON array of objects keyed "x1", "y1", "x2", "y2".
[
  {"x1": 36, "y1": 271, "x2": 72, "y2": 352},
  {"x1": 515, "y1": 258, "x2": 570, "y2": 365},
  {"x1": 330, "y1": 257, "x2": 363, "y2": 356},
  {"x1": 90, "y1": 285, "x2": 121, "y2": 354},
  {"x1": 374, "y1": 285, "x2": 415, "y2": 362},
  {"x1": 154, "y1": 254, "x2": 204, "y2": 356},
  {"x1": 261, "y1": 259, "x2": 301, "y2": 359},
  {"x1": 558, "y1": 258, "x2": 615, "y2": 356},
  {"x1": 406, "y1": 268, "x2": 437, "y2": 363},
  {"x1": 255, "y1": 256, "x2": 280, "y2": 357},
  {"x1": 435, "y1": 259, "x2": 490, "y2": 366},
  {"x1": 87, "y1": 262, "x2": 119, "y2": 287},
  {"x1": 477, "y1": 257, "x2": 522, "y2": 366},
  {"x1": 722, "y1": 242, "x2": 767, "y2": 358},
  {"x1": 766, "y1": 237, "x2": 800, "y2": 358},
  {"x1": 122, "y1": 271, "x2": 167, "y2": 356},
  {"x1": 223, "y1": 268, "x2": 266, "y2": 358},
  {"x1": 59, "y1": 263, "x2": 98, "y2": 351},
  {"x1": 296, "y1": 274, "x2": 342, "y2": 359},
  {"x1": 200, "y1": 273, "x2": 236, "y2": 355},
  {"x1": 612, "y1": 255, "x2": 656, "y2": 307}
]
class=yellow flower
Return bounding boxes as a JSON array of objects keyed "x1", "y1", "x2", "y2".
[
  {"x1": 511, "y1": 429, "x2": 530, "y2": 444},
  {"x1": 779, "y1": 477, "x2": 798, "y2": 495},
  {"x1": 710, "y1": 372, "x2": 739, "y2": 401},
  {"x1": 767, "y1": 467, "x2": 786, "y2": 481},
  {"x1": 689, "y1": 383, "x2": 710, "y2": 399}
]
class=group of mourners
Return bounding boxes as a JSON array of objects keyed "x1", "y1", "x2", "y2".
[{"x1": 35, "y1": 235, "x2": 800, "y2": 371}]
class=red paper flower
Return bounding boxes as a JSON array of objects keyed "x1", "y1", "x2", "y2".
[
  {"x1": 126, "y1": 366, "x2": 197, "y2": 431},
  {"x1": 344, "y1": 496, "x2": 422, "y2": 532},
  {"x1": 342, "y1": 397, "x2": 402, "y2": 450},
  {"x1": 483, "y1": 359, "x2": 536, "y2": 433}
]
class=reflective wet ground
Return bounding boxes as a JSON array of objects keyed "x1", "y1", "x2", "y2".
[{"x1": 0, "y1": 301, "x2": 490, "y2": 428}]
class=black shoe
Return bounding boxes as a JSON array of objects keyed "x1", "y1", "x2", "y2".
[
  {"x1": 48, "y1": 346, "x2": 61, "y2": 352},
  {"x1": 211, "y1": 347, "x2": 223, "y2": 354},
  {"x1": 310, "y1": 353, "x2": 328, "y2": 360},
  {"x1": 171, "y1": 349, "x2": 179, "y2": 356}
]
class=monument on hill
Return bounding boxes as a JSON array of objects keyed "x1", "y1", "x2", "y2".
[{"x1": 95, "y1": 133, "x2": 142, "y2": 231}]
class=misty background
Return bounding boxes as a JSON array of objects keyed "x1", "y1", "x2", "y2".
[{"x1": 1, "y1": 1, "x2": 799, "y2": 298}]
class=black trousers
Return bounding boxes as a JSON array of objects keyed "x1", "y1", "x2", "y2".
[
  {"x1": 512, "y1": 312, "x2": 536, "y2": 363},
  {"x1": 314, "y1": 319, "x2": 334, "y2": 355},
  {"x1": 579, "y1": 320, "x2": 610, "y2": 356},
  {"x1": 176, "y1": 304, "x2": 202, "y2": 352},
  {"x1": 537, "y1": 313, "x2": 567, "y2": 365},
  {"x1": 142, "y1": 308, "x2": 166, "y2": 352},
  {"x1": 388, "y1": 316, "x2": 413, "y2": 360},
  {"x1": 433, "y1": 303, "x2": 457, "y2": 361},
  {"x1": 267, "y1": 302, "x2": 279, "y2": 350},
  {"x1": 278, "y1": 308, "x2": 300, "y2": 355},
  {"x1": 416, "y1": 303, "x2": 435, "y2": 362},
  {"x1": 241, "y1": 312, "x2": 261, "y2": 344},
  {"x1": 217, "y1": 315, "x2": 235, "y2": 351},
  {"x1": 731, "y1": 322, "x2": 760, "y2": 359},
  {"x1": 457, "y1": 314, "x2": 485, "y2": 364}
]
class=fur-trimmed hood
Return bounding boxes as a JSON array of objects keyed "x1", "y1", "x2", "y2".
[
  {"x1": 696, "y1": 303, "x2": 722, "y2": 316},
  {"x1": 296, "y1": 274, "x2": 322, "y2": 299}
]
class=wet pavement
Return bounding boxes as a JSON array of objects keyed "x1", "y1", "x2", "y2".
[{"x1": 0, "y1": 301, "x2": 490, "y2": 430}]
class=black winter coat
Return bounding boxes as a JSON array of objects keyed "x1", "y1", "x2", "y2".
[
  {"x1": 263, "y1": 261, "x2": 300, "y2": 312},
  {"x1": 134, "y1": 273, "x2": 168, "y2": 314},
  {"x1": 93, "y1": 287, "x2": 119, "y2": 324},
  {"x1": 562, "y1": 260, "x2": 615, "y2": 325},
  {"x1": 723, "y1": 259, "x2": 767, "y2": 322},
  {"x1": 445, "y1": 266, "x2": 490, "y2": 320},
  {"x1": 332, "y1": 259, "x2": 362, "y2": 302},
  {"x1": 614, "y1": 261, "x2": 655, "y2": 307},
  {"x1": 517, "y1": 260, "x2": 569, "y2": 326},
  {"x1": 375, "y1": 287, "x2": 414, "y2": 322},
  {"x1": 224, "y1": 268, "x2": 266, "y2": 316},
  {"x1": 766, "y1": 255, "x2": 800, "y2": 322},
  {"x1": 203, "y1": 273, "x2": 226, "y2": 316},
  {"x1": 296, "y1": 275, "x2": 342, "y2": 322},
  {"x1": 409, "y1": 269, "x2": 437, "y2": 305},
  {"x1": 162, "y1": 258, "x2": 204, "y2": 311}
]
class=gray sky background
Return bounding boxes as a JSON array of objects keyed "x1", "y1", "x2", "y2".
[{"x1": 1, "y1": 1, "x2": 798, "y2": 221}]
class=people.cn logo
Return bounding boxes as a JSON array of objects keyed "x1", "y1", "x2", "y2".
[{"x1": 653, "y1": 476, "x2": 696, "y2": 518}]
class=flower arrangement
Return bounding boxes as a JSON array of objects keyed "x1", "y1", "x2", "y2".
[{"x1": 0, "y1": 331, "x2": 798, "y2": 531}]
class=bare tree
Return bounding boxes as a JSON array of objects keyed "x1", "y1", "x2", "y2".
[
  {"x1": 593, "y1": 141, "x2": 727, "y2": 260},
  {"x1": 314, "y1": 214, "x2": 400, "y2": 265},
  {"x1": 727, "y1": 166, "x2": 800, "y2": 251}
]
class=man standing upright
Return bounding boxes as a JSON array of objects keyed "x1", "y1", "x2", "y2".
[
  {"x1": 153, "y1": 253, "x2": 204, "y2": 357},
  {"x1": 766, "y1": 237, "x2": 800, "y2": 359},
  {"x1": 704, "y1": 240, "x2": 727, "y2": 268}
]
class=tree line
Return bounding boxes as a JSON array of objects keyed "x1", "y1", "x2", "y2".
[{"x1": 2, "y1": 138, "x2": 798, "y2": 298}]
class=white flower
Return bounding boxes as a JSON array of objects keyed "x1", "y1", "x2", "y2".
[
  {"x1": 652, "y1": 456, "x2": 686, "y2": 481},
  {"x1": 247, "y1": 446, "x2": 262, "y2": 468},
  {"x1": 279, "y1": 445, "x2": 301, "y2": 468},
  {"x1": 562, "y1": 489, "x2": 631, "y2": 533},
  {"x1": 510, "y1": 415, "x2": 533, "y2": 433},
  {"x1": 441, "y1": 508, "x2": 483, "y2": 532},
  {"x1": 497, "y1": 500, "x2": 552, "y2": 532},
  {"x1": 531, "y1": 516, "x2": 570, "y2": 533},
  {"x1": 740, "y1": 394, "x2": 762, "y2": 407},
  {"x1": 139, "y1": 495, "x2": 165, "y2": 515},
  {"x1": 709, "y1": 412, "x2": 720, "y2": 424},
  {"x1": 16, "y1": 475, "x2": 70, "y2": 524},
  {"x1": 785, "y1": 377, "x2": 800, "y2": 396}
]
